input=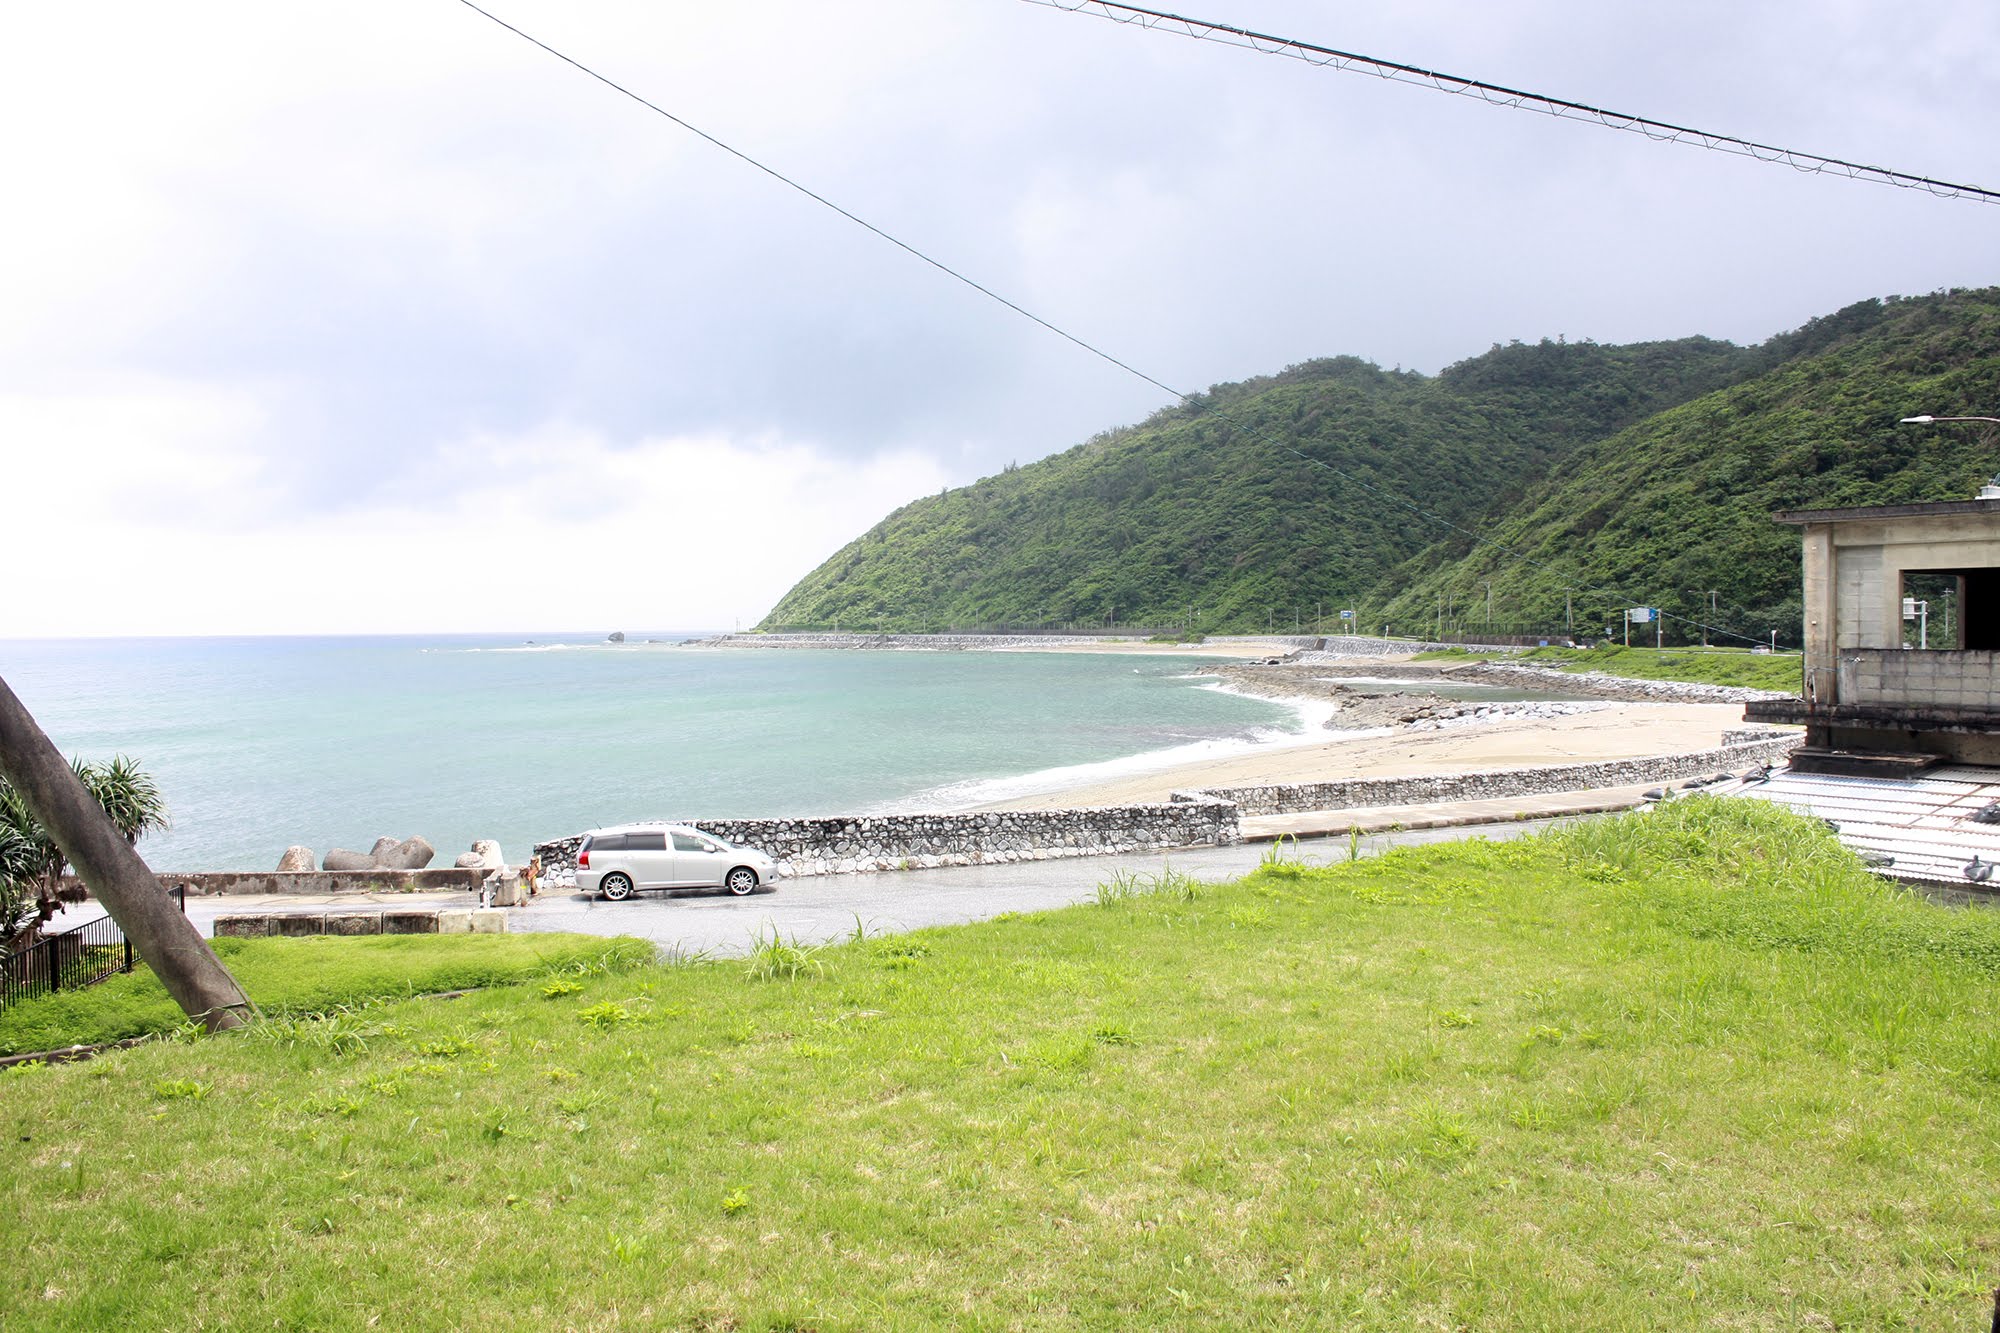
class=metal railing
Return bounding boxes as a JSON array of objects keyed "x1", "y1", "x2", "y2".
[
  {"x1": 1, "y1": 886, "x2": 186, "y2": 1011},
  {"x1": 2, "y1": 915, "x2": 133, "y2": 1010}
]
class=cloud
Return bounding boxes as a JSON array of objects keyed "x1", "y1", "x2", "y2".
[
  {"x1": 1, "y1": 0, "x2": 1996, "y2": 634},
  {"x1": 3, "y1": 412, "x2": 949, "y2": 637}
]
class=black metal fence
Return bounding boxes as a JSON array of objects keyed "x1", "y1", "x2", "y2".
[{"x1": 2, "y1": 913, "x2": 137, "y2": 1010}]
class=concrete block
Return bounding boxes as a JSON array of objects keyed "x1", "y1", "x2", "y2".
[
  {"x1": 468, "y1": 908, "x2": 507, "y2": 934},
  {"x1": 437, "y1": 909, "x2": 474, "y2": 935},
  {"x1": 326, "y1": 913, "x2": 381, "y2": 936},
  {"x1": 213, "y1": 915, "x2": 268, "y2": 938},
  {"x1": 383, "y1": 911, "x2": 438, "y2": 935},
  {"x1": 276, "y1": 914, "x2": 327, "y2": 938}
]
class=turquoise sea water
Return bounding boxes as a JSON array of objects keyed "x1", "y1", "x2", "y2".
[{"x1": 0, "y1": 636, "x2": 1304, "y2": 871}]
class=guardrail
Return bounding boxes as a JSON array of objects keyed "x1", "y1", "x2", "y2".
[{"x1": 1, "y1": 887, "x2": 186, "y2": 1010}]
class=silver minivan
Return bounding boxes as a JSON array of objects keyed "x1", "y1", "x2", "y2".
[{"x1": 574, "y1": 823, "x2": 779, "y2": 901}]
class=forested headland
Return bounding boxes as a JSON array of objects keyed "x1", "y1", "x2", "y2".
[{"x1": 761, "y1": 288, "x2": 2000, "y2": 644}]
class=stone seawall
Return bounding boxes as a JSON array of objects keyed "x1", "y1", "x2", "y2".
[
  {"x1": 533, "y1": 732, "x2": 1804, "y2": 882},
  {"x1": 1178, "y1": 733, "x2": 1803, "y2": 818},
  {"x1": 535, "y1": 798, "x2": 1241, "y2": 881}
]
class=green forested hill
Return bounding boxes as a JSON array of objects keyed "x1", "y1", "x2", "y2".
[
  {"x1": 1378, "y1": 291, "x2": 2000, "y2": 642},
  {"x1": 761, "y1": 288, "x2": 2000, "y2": 641}
]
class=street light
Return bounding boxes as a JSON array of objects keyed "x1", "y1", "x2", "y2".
[{"x1": 1902, "y1": 415, "x2": 2000, "y2": 498}]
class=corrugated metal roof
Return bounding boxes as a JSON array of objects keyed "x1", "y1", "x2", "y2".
[{"x1": 1717, "y1": 766, "x2": 2000, "y2": 885}]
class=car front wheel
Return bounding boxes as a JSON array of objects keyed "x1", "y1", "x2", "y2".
[
  {"x1": 601, "y1": 873, "x2": 634, "y2": 902},
  {"x1": 725, "y1": 867, "x2": 758, "y2": 896}
]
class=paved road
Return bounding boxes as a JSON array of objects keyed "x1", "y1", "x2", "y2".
[
  {"x1": 49, "y1": 820, "x2": 1554, "y2": 958},
  {"x1": 439, "y1": 821, "x2": 1547, "y2": 957}
]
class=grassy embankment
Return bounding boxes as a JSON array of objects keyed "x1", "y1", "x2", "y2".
[
  {"x1": 0, "y1": 933, "x2": 653, "y2": 1056},
  {"x1": 1418, "y1": 644, "x2": 1802, "y2": 693},
  {"x1": 7, "y1": 799, "x2": 1999, "y2": 1328}
]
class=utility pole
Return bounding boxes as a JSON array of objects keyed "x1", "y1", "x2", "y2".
[
  {"x1": 0, "y1": 675, "x2": 251, "y2": 1032},
  {"x1": 1480, "y1": 580, "x2": 1493, "y2": 624},
  {"x1": 1565, "y1": 589, "x2": 1573, "y2": 631}
]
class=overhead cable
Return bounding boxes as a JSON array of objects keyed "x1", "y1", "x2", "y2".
[
  {"x1": 452, "y1": 0, "x2": 1779, "y2": 648},
  {"x1": 1023, "y1": 0, "x2": 2000, "y2": 207}
]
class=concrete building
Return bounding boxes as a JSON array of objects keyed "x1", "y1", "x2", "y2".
[{"x1": 1746, "y1": 497, "x2": 2000, "y2": 772}]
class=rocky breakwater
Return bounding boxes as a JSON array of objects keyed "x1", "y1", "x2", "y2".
[
  {"x1": 1204, "y1": 661, "x2": 1606, "y2": 731},
  {"x1": 272, "y1": 837, "x2": 515, "y2": 875},
  {"x1": 1452, "y1": 661, "x2": 1792, "y2": 704},
  {"x1": 290, "y1": 836, "x2": 437, "y2": 873},
  {"x1": 535, "y1": 800, "x2": 1240, "y2": 883}
]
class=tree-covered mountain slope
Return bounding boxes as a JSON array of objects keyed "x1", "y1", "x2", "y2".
[
  {"x1": 760, "y1": 288, "x2": 2000, "y2": 639},
  {"x1": 1375, "y1": 290, "x2": 2000, "y2": 644}
]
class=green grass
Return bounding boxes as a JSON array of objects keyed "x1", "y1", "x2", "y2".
[
  {"x1": 1417, "y1": 643, "x2": 1802, "y2": 692},
  {"x1": 0, "y1": 932, "x2": 653, "y2": 1056},
  {"x1": 6, "y1": 799, "x2": 1999, "y2": 1328}
]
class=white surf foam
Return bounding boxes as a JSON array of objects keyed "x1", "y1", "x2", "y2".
[{"x1": 901, "y1": 690, "x2": 1387, "y2": 811}]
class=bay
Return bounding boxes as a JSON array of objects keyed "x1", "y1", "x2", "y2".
[{"x1": 0, "y1": 635, "x2": 1303, "y2": 871}]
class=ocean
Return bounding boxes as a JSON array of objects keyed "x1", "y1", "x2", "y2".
[{"x1": 0, "y1": 635, "x2": 1313, "y2": 872}]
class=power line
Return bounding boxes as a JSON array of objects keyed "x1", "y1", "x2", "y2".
[
  {"x1": 452, "y1": 0, "x2": 1780, "y2": 648},
  {"x1": 1023, "y1": 0, "x2": 2000, "y2": 207}
]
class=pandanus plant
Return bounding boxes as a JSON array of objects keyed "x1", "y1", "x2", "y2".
[{"x1": 0, "y1": 755, "x2": 169, "y2": 947}]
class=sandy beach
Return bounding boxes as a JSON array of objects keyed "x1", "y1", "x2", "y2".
[{"x1": 975, "y1": 701, "x2": 1753, "y2": 809}]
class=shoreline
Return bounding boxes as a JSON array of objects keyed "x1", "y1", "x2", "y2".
[
  {"x1": 707, "y1": 634, "x2": 1781, "y2": 816},
  {"x1": 968, "y1": 701, "x2": 1755, "y2": 810}
]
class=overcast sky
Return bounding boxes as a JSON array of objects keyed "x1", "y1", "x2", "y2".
[{"x1": 4, "y1": 0, "x2": 1996, "y2": 636}]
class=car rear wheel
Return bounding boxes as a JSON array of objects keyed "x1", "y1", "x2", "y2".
[
  {"x1": 601, "y1": 873, "x2": 634, "y2": 902},
  {"x1": 725, "y1": 867, "x2": 758, "y2": 896}
]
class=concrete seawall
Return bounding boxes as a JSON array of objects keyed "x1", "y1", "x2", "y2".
[
  {"x1": 1182, "y1": 733, "x2": 1802, "y2": 818},
  {"x1": 535, "y1": 797, "x2": 1241, "y2": 881},
  {"x1": 534, "y1": 732, "x2": 1801, "y2": 881}
]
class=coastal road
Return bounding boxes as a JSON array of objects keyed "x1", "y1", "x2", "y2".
[
  {"x1": 480, "y1": 821, "x2": 1548, "y2": 956},
  {"x1": 50, "y1": 821, "x2": 1553, "y2": 957}
]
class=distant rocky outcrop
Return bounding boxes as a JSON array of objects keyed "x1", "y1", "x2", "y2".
[{"x1": 607, "y1": 631, "x2": 626, "y2": 643}]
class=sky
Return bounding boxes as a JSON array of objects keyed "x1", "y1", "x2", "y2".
[{"x1": 3, "y1": 0, "x2": 1996, "y2": 637}]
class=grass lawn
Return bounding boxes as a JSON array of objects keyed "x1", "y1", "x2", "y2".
[
  {"x1": 0, "y1": 932, "x2": 655, "y2": 1056},
  {"x1": 1417, "y1": 644, "x2": 1803, "y2": 693},
  {"x1": 6, "y1": 799, "x2": 1999, "y2": 1328}
]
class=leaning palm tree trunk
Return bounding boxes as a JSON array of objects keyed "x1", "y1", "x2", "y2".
[{"x1": 0, "y1": 675, "x2": 250, "y2": 1031}]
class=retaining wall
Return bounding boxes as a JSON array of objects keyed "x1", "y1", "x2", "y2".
[
  {"x1": 536, "y1": 798, "x2": 1241, "y2": 881},
  {"x1": 151, "y1": 869, "x2": 485, "y2": 897},
  {"x1": 1177, "y1": 734, "x2": 1803, "y2": 818},
  {"x1": 213, "y1": 907, "x2": 507, "y2": 937}
]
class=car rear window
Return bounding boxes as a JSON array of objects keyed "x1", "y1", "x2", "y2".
[
  {"x1": 584, "y1": 833, "x2": 628, "y2": 852},
  {"x1": 627, "y1": 832, "x2": 667, "y2": 852}
]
